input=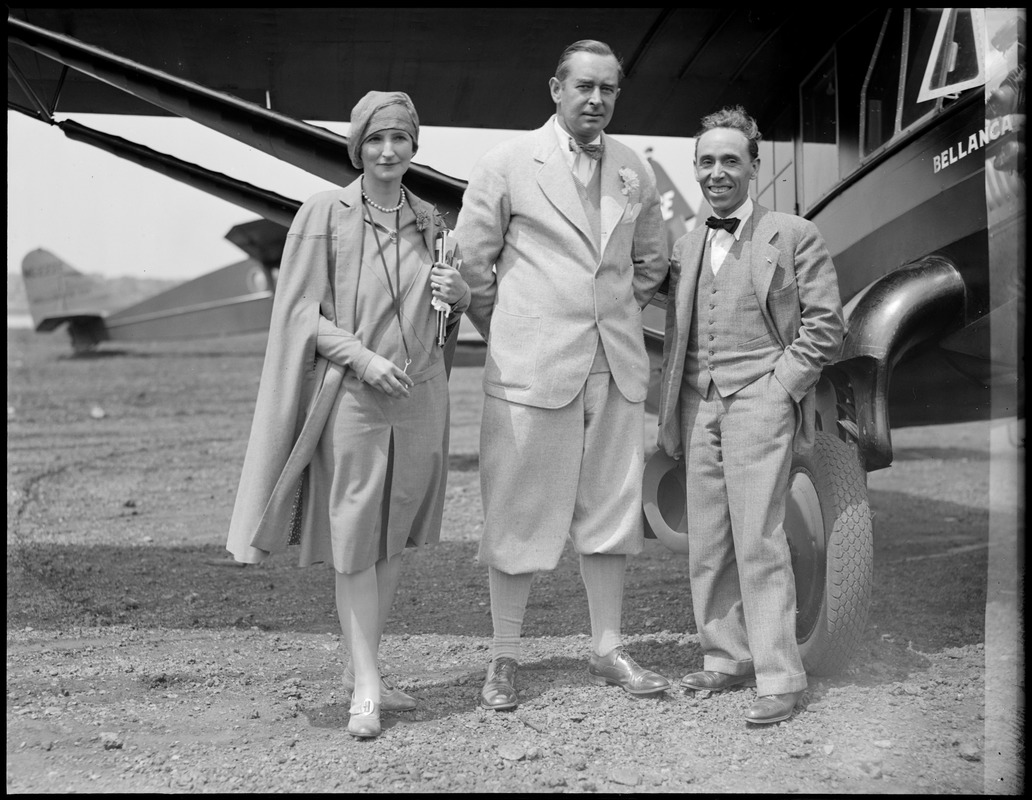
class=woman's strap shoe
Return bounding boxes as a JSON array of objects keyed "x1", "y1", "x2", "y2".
[
  {"x1": 480, "y1": 657, "x2": 519, "y2": 710},
  {"x1": 343, "y1": 668, "x2": 417, "y2": 712},
  {"x1": 346, "y1": 697, "x2": 381, "y2": 739}
]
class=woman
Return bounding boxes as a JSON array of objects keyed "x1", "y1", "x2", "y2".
[{"x1": 226, "y1": 90, "x2": 469, "y2": 739}]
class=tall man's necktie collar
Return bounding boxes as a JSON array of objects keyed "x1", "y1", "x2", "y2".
[
  {"x1": 705, "y1": 216, "x2": 740, "y2": 234},
  {"x1": 569, "y1": 138, "x2": 604, "y2": 160}
]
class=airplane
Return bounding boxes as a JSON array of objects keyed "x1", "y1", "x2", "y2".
[
  {"x1": 7, "y1": 8, "x2": 1025, "y2": 679},
  {"x1": 19, "y1": 235, "x2": 279, "y2": 353}
]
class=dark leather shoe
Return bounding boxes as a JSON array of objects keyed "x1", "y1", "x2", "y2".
[
  {"x1": 588, "y1": 648, "x2": 670, "y2": 695},
  {"x1": 680, "y1": 670, "x2": 755, "y2": 692},
  {"x1": 480, "y1": 657, "x2": 519, "y2": 711},
  {"x1": 744, "y1": 691, "x2": 805, "y2": 724}
]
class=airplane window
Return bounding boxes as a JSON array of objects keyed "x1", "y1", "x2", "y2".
[
  {"x1": 861, "y1": 9, "x2": 903, "y2": 156},
  {"x1": 900, "y1": 8, "x2": 944, "y2": 129},
  {"x1": 756, "y1": 139, "x2": 775, "y2": 210},
  {"x1": 916, "y1": 8, "x2": 986, "y2": 103},
  {"x1": 773, "y1": 139, "x2": 796, "y2": 214},
  {"x1": 835, "y1": 12, "x2": 885, "y2": 177},
  {"x1": 755, "y1": 111, "x2": 795, "y2": 215},
  {"x1": 861, "y1": 9, "x2": 982, "y2": 158},
  {"x1": 800, "y1": 55, "x2": 839, "y2": 212},
  {"x1": 757, "y1": 140, "x2": 774, "y2": 197}
]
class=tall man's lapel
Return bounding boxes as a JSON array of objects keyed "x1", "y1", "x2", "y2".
[
  {"x1": 534, "y1": 123, "x2": 596, "y2": 256},
  {"x1": 670, "y1": 226, "x2": 708, "y2": 382},
  {"x1": 598, "y1": 135, "x2": 628, "y2": 258},
  {"x1": 677, "y1": 227, "x2": 708, "y2": 315}
]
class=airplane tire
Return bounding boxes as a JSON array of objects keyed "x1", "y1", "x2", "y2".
[
  {"x1": 640, "y1": 431, "x2": 873, "y2": 676},
  {"x1": 787, "y1": 431, "x2": 873, "y2": 676}
]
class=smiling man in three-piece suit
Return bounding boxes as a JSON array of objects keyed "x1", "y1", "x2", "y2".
[
  {"x1": 454, "y1": 39, "x2": 670, "y2": 712},
  {"x1": 656, "y1": 106, "x2": 844, "y2": 724}
]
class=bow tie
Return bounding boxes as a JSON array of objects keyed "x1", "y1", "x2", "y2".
[
  {"x1": 569, "y1": 138, "x2": 604, "y2": 160},
  {"x1": 705, "y1": 216, "x2": 740, "y2": 234}
]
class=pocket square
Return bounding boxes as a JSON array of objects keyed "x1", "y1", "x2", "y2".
[{"x1": 621, "y1": 202, "x2": 642, "y2": 224}]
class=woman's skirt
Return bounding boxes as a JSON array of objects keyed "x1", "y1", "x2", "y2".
[{"x1": 298, "y1": 368, "x2": 449, "y2": 573}]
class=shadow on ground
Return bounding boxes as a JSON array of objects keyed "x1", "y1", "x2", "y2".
[{"x1": 8, "y1": 483, "x2": 987, "y2": 657}]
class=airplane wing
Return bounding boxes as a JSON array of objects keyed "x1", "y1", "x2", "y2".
[{"x1": 8, "y1": 9, "x2": 874, "y2": 137}]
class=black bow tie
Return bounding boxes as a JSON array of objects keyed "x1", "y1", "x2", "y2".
[
  {"x1": 569, "y1": 138, "x2": 604, "y2": 160},
  {"x1": 706, "y1": 216, "x2": 740, "y2": 234}
]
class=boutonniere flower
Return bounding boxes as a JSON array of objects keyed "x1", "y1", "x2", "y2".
[
  {"x1": 618, "y1": 167, "x2": 640, "y2": 196},
  {"x1": 418, "y1": 208, "x2": 449, "y2": 233}
]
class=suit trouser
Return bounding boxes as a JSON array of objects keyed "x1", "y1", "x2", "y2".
[{"x1": 680, "y1": 371, "x2": 807, "y2": 696}]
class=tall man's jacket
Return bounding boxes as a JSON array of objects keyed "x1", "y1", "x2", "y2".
[
  {"x1": 456, "y1": 117, "x2": 668, "y2": 409},
  {"x1": 656, "y1": 204, "x2": 844, "y2": 457}
]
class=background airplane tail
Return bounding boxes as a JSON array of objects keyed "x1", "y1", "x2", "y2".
[
  {"x1": 645, "y1": 150, "x2": 695, "y2": 253},
  {"x1": 20, "y1": 243, "x2": 278, "y2": 351},
  {"x1": 20, "y1": 249, "x2": 110, "y2": 349}
]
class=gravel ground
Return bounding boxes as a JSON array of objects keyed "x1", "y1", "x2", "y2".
[{"x1": 6, "y1": 330, "x2": 1022, "y2": 793}]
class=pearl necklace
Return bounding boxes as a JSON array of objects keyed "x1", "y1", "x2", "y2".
[{"x1": 362, "y1": 187, "x2": 406, "y2": 213}]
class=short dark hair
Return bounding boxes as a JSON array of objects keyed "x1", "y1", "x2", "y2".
[
  {"x1": 555, "y1": 39, "x2": 624, "y2": 83},
  {"x1": 696, "y1": 105, "x2": 762, "y2": 161}
]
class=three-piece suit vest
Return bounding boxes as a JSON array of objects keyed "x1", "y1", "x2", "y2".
[{"x1": 683, "y1": 230, "x2": 781, "y2": 398}]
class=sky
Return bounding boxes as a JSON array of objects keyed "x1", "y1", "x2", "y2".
[{"x1": 7, "y1": 110, "x2": 703, "y2": 282}]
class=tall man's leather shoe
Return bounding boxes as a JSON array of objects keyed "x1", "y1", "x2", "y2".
[
  {"x1": 744, "y1": 691, "x2": 805, "y2": 724},
  {"x1": 588, "y1": 648, "x2": 670, "y2": 695},
  {"x1": 480, "y1": 657, "x2": 519, "y2": 711},
  {"x1": 680, "y1": 670, "x2": 755, "y2": 692}
]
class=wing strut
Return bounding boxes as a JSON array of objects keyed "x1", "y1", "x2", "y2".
[{"x1": 8, "y1": 15, "x2": 466, "y2": 223}]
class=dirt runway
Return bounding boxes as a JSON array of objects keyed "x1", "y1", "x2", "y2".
[{"x1": 6, "y1": 329, "x2": 1022, "y2": 793}]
